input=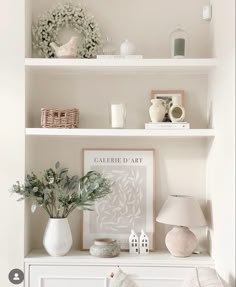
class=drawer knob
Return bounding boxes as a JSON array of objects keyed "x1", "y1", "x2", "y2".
[{"x1": 110, "y1": 272, "x2": 114, "y2": 278}]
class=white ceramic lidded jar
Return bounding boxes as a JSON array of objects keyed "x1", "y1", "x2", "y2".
[
  {"x1": 149, "y1": 99, "x2": 166, "y2": 123},
  {"x1": 120, "y1": 39, "x2": 135, "y2": 56}
]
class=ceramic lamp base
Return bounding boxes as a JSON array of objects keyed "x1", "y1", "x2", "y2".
[{"x1": 165, "y1": 226, "x2": 197, "y2": 257}]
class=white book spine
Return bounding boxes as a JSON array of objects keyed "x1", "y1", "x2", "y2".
[
  {"x1": 97, "y1": 55, "x2": 143, "y2": 59},
  {"x1": 145, "y1": 122, "x2": 190, "y2": 129}
]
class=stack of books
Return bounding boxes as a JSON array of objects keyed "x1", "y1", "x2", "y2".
[{"x1": 145, "y1": 122, "x2": 190, "y2": 130}]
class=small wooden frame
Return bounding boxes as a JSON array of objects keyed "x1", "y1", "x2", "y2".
[{"x1": 151, "y1": 90, "x2": 184, "y2": 102}]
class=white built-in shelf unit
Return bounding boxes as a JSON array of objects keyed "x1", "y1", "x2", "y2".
[{"x1": 24, "y1": 0, "x2": 217, "y2": 263}]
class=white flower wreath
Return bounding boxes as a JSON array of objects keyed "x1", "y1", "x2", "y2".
[{"x1": 32, "y1": 3, "x2": 102, "y2": 58}]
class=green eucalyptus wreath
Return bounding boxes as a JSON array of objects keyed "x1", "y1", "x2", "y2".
[{"x1": 32, "y1": 3, "x2": 102, "y2": 58}]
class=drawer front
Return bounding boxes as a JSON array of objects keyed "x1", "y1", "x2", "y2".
[
  {"x1": 29, "y1": 265, "x2": 195, "y2": 287},
  {"x1": 117, "y1": 266, "x2": 195, "y2": 287},
  {"x1": 29, "y1": 266, "x2": 110, "y2": 287}
]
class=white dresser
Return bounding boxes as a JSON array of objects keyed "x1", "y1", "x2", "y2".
[{"x1": 24, "y1": 250, "x2": 214, "y2": 287}]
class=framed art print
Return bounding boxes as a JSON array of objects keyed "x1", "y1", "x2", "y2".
[{"x1": 82, "y1": 149, "x2": 155, "y2": 250}]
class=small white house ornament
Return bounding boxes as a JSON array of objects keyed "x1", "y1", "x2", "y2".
[
  {"x1": 129, "y1": 230, "x2": 139, "y2": 254},
  {"x1": 139, "y1": 230, "x2": 149, "y2": 254}
]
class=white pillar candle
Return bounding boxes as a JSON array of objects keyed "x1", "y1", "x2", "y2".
[{"x1": 111, "y1": 104, "x2": 125, "y2": 128}]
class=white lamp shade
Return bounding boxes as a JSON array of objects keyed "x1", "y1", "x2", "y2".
[{"x1": 156, "y1": 195, "x2": 207, "y2": 227}]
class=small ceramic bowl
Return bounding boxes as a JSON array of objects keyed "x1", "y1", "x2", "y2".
[{"x1": 89, "y1": 238, "x2": 120, "y2": 258}]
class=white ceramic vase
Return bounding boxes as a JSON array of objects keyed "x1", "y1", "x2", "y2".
[
  {"x1": 169, "y1": 105, "x2": 185, "y2": 122},
  {"x1": 43, "y1": 218, "x2": 72, "y2": 257},
  {"x1": 149, "y1": 99, "x2": 166, "y2": 123},
  {"x1": 120, "y1": 39, "x2": 135, "y2": 56},
  {"x1": 169, "y1": 95, "x2": 185, "y2": 122}
]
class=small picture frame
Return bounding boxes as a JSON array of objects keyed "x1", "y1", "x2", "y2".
[{"x1": 150, "y1": 90, "x2": 184, "y2": 122}]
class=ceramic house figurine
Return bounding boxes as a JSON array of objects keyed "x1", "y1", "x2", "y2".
[
  {"x1": 139, "y1": 230, "x2": 149, "y2": 254},
  {"x1": 129, "y1": 230, "x2": 139, "y2": 254}
]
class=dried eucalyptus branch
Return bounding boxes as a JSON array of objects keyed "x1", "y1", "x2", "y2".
[{"x1": 10, "y1": 162, "x2": 112, "y2": 218}]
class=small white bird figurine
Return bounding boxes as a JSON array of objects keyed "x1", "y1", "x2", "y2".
[{"x1": 50, "y1": 36, "x2": 78, "y2": 58}]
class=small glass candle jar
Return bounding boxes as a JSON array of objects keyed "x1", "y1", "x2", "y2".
[
  {"x1": 103, "y1": 37, "x2": 116, "y2": 55},
  {"x1": 110, "y1": 103, "x2": 126, "y2": 128},
  {"x1": 171, "y1": 26, "x2": 188, "y2": 58}
]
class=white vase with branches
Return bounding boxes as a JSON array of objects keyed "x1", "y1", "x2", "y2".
[{"x1": 11, "y1": 162, "x2": 112, "y2": 256}]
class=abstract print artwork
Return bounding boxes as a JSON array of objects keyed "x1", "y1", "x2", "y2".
[{"x1": 83, "y1": 149, "x2": 155, "y2": 250}]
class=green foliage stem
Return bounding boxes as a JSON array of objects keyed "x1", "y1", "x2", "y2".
[{"x1": 10, "y1": 162, "x2": 112, "y2": 218}]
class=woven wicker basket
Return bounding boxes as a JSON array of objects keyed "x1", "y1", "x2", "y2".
[{"x1": 41, "y1": 108, "x2": 79, "y2": 128}]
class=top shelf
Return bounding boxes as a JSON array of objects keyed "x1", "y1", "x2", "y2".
[{"x1": 25, "y1": 58, "x2": 217, "y2": 75}]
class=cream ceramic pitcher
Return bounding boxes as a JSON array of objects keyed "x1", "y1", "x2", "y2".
[{"x1": 149, "y1": 99, "x2": 166, "y2": 123}]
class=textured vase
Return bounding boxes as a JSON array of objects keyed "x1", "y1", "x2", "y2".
[
  {"x1": 165, "y1": 226, "x2": 197, "y2": 257},
  {"x1": 168, "y1": 95, "x2": 185, "y2": 122},
  {"x1": 43, "y1": 218, "x2": 72, "y2": 256},
  {"x1": 169, "y1": 105, "x2": 185, "y2": 122},
  {"x1": 90, "y1": 238, "x2": 120, "y2": 258}
]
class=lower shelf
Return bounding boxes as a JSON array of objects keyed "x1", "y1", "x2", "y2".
[
  {"x1": 25, "y1": 249, "x2": 214, "y2": 267},
  {"x1": 25, "y1": 128, "x2": 215, "y2": 138}
]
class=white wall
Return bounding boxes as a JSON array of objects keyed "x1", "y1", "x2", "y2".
[
  {"x1": 0, "y1": 0, "x2": 25, "y2": 286},
  {"x1": 207, "y1": 0, "x2": 235, "y2": 286}
]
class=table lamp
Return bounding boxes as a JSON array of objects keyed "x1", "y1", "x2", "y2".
[{"x1": 156, "y1": 195, "x2": 207, "y2": 257}]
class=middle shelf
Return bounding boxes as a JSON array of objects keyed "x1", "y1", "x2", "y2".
[
  {"x1": 26, "y1": 128, "x2": 215, "y2": 138},
  {"x1": 25, "y1": 58, "x2": 217, "y2": 75}
]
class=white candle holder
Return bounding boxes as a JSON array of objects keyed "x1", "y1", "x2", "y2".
[
  {"x1": 170, "y1": 25, "x2": 188, "y2": 58},
  {"x1": 110, "y1": 103, "x2": 126, "y2": 129}
]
